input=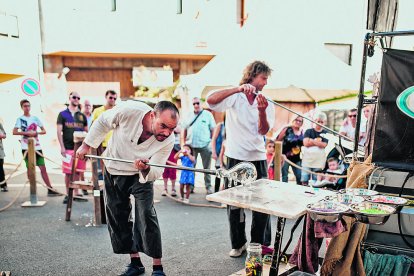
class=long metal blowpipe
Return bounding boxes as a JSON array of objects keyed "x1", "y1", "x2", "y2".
[
  {"x1": 85, "y1": 155, "x2": 258, "y2": 184},
  {"x1": 253, "y1": 92, "x2": 353, "y2": 142},
  {"x1": 85, "y1": 154, "x2": 216, "y2": 175}
]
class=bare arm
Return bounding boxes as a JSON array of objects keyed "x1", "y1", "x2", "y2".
[
  {"x1": 275, "y1": 127, "x2": 288, "y2": 141},
  {"x1": 13, "y1": 127, "x2": 37, "y2": 137},
  {"x1": 257, "y1": 94, "x2": 270, "y2": 135},
  {"x1": 211, "y1": 123, "x2": 221, "y2": 160},
  {"x1": 206, "y1": 87, "x2": 241, "y2": 105},
  {"x1": 38, "y1": 126, "x2": 46, "y2": 135},
  {"x1": 219, "y1": 143, "x2": 226, "y2": 168},
  {"x1": 56, "y1": 124, "x2": 66, "y2": 157},
  {"x1": 303, "y1": 137, "x2": 327, "y2": 148}
]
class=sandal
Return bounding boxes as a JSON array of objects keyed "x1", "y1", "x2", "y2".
[
  {"x1": 171, "y1": 189, "x2": 177, "y2": 197},
  {"x1": 161, "y1": 190, "x2": 167, "y2": 196}
]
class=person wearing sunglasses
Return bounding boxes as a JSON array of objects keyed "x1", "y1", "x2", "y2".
[
  {"x1": 57, "y1": 91, "x2": 88, "y2": 203},
  {"x1": 206, "y1": 60, "x2": 275, "y2": 258},
  {"x1": 92, "y1": 90, "x2": 118, "y2": 180},
  {"x1": 181, "y1": 97, "x2": 216, "y2": 194},
  {"x1": 339, "y1": 108, "x2": 358, "y2": 140}
]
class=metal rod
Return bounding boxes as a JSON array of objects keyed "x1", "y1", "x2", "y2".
[
  {"x1": 368, "y1": 30, "x2": 414, "y2": 38},
  {"x1": 254, "y1": 92, "x2": 353, "y2": 142},
  {"x1": 85, "y1": 155, "x2": 217, "y2": 175},
  {"x1": 354, "y1": 33, "x2": 370, "y2": 156}
]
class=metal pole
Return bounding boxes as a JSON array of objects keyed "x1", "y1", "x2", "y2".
[
  {"x1": 254, "y1": 92, "x2": 353, "y2": 142},
  {"x1": 353, "y1": 33, "x2": 370, "y2": 156},
  {"x1": 85, "y1": 155, "x2": 217, "y2": 175}
]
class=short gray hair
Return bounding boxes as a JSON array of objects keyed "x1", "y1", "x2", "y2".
[{"x1": 313, "y1": 111, "x2": 327, "y2": 122}]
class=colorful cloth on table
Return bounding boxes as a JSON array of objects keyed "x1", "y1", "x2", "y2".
[
  {"x1": 62, "y1": 149, "x2": 86, "y2": 174},
  {"x1": 320, "y1": 216, "x2": 366, "y2": 276},
  {"x1": 162, "y1": 149, "x2": 178, "y2": 180},
  {"x1": 14, "y1": 115, "x2": 44, "y2": 150},
  {"x1": 289, "y1": 215, "x2": 323, "y2": 274},
  {"x1": 314, "y1": 219, "x2": 347, "y2": 239},
  {"x1": 364, "y1": 250, "x2": 412, "y2": 276},
  {"x1": 179, "y1": 156, "x2": 195, "y2": 185}
]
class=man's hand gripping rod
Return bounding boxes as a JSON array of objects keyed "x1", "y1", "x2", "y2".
[{"x1": 253, "y1": 92, "x2": 353, "y2": 142}]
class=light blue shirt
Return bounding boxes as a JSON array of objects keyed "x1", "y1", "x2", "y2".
[{"x1": 184, "y1": 110, "x2": 216, "y2": 148}]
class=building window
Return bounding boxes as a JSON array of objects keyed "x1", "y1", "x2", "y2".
[
  {"x1": 324, "y1": 43, "x2": 352, "y2": 65},
  {"x1": 0, "y1": 12, "x2": 19, "y2": 38}
]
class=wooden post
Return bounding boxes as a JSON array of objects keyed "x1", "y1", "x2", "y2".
[
  {"x1": 91, "y1": 148, "x2": 102, "y2": 226},
  {"x1": 22, "y1": 138, "x2": 46, "y2": 207},
  {"x1": 274, "y1": 141, "x2": 282, "y2": 181}
]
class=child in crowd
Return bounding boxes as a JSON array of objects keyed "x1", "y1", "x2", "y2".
[
  {"x1": 266, "y1": 139, "x2": 275, "y2": 180},
  {"x1": 317, "y1": 157, "x2": 342, "y2": 184},
  {"x1": 174, "y1": 144, "x2": 195, "y2": 204}
]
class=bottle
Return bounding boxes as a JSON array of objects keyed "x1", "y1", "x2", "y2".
[{"x1": 245, "y1": 243, "x2": 263, "y2": 276}]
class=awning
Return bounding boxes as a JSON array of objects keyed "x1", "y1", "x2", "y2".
[{"x1": 0, "y1": 73, "x2": 23, "y2": 83}]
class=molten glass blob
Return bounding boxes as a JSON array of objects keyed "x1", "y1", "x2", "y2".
[{"x1": 217, "y1": 162, "x2": 257, "y2": 185}]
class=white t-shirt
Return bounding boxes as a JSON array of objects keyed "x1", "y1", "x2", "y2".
[
  {"x1": 14, "y1": 115, "x2": 43, "y2": 150},
  {"x1": 339, "y1": 123, "x2": 355, "y2": 140},
  {"x1": 206, "y1": 90, "x2": 275, "y2": 161}
]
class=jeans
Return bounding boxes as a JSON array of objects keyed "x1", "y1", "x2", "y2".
[
  {"x1": 104, "y1": 169, "x2": 162, "y2": 258},
  {"x1": 300, "y1": 167, "x2": 320, "y2": 183},
  {"x1": 193, "y1": 145, "x2": 212, "y2": 190},
  {"x1": 225, "y1": 157, "x2": 270, "y2": 249},
  {"x1": 281, "y1": 159, "x2": 302, "y2": 185}
]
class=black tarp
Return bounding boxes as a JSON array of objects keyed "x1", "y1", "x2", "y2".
[{"x1": 372, "y1": 49, "x2": 414, "y2": 171}]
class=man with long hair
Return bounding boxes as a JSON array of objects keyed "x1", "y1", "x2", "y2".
[{"x1": 206, "y1": 61, "x2": 275, "y2": 257}]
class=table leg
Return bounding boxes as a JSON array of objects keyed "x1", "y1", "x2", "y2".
[{"x1": 269, "y1": 217, "x2": 286, "y2": 276}]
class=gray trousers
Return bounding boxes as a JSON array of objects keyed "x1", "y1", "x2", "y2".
[
  {"x1": 104, "y1": 169, "x2": 162, "y2": 258},
  {"x1": 193, "y1": 145, "x2": 212, "y2": 190}
]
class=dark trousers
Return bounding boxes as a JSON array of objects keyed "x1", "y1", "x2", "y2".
[
  {"x1": 281, "y1": 159, "x2": 302, "y2": 185},
  {"x1": 193, "y1": 145, "x2": 212, "y2": 190},
  {"x1": 104, "y1": 169, "x2": 162, "y2": 258},
  {"x1": 225, "y1": 157, "x2": 270, "y2": 249},
  {"x1": 0, "y1": 159, "x2": 6, "y2": 188}
]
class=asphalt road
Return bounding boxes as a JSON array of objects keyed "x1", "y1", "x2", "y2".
[{"x1": 0, "y1": 167, "x2": 304, "y2": 276}]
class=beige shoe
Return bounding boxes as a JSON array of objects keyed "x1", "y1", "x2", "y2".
[
  {"x1": 229, "y1": 244, "x2": 247, "y2": 258},
  {"x1": 183, "y1": 198, "x2": 190, "y2": 204},
  {"x1": 161, "y1": 189, "x2": 167, "y2": 196}
]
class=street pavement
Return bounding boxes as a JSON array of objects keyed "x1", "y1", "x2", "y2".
[{"x1": 0, "y1": 164, "x2": 306, "y2": 276}]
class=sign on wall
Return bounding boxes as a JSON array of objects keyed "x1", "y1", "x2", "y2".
[{"x1": 21, "y1": 78, "x2": 41, "y2": 96}]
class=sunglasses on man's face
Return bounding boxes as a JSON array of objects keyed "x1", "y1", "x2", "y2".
[
  {"x1": 348, "y1": 114, "x2": 357, "y2": 118},
  {"x1": 109, "y1": 96, "x2": 117, "y2": 100},
  {"x1": 193, "y1": 102, "x2": 200, "y2": 106},
  {"x1": 72, "y1": 96, "x2": 80, "y2": 100}
]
